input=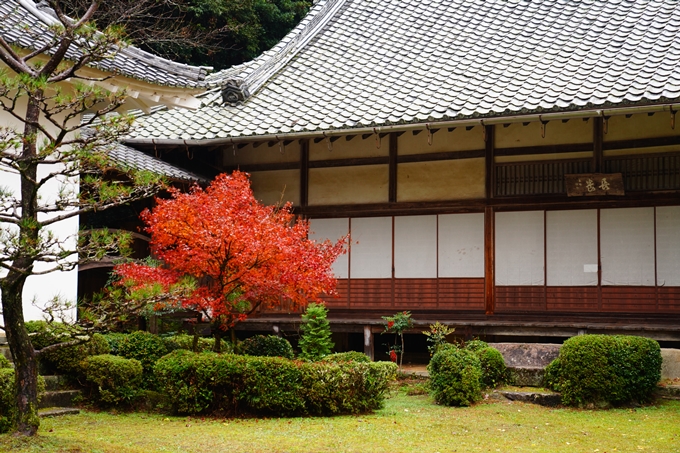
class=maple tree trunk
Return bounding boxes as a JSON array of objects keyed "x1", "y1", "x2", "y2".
[
  {"x1": 213, "y1": 327, "x2": 222, "y2": 353},
  {"x1": 1, "y1": 279, "x2": 40, "y2": 436}
]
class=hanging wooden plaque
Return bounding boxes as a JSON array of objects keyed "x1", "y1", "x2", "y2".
[{"x1": 565, "y1": 173, "x2": 625, "y2": 197}]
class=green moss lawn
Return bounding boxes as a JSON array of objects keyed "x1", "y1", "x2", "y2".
[{"x1": 2, "y1": 388, "x2": 679, "y2": 453}]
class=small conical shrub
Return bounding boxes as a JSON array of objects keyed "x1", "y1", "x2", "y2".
[{"x1": 298, "y1": 303, "x2": 334, "y2": 361}]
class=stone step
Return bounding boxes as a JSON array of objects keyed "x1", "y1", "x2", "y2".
[
  {"x1": 39, "y1": 407, "x2": 80, "y2": 417},
  {"x1": 39, "y1": 390, "x2": 81, "y2": 409},
  {"x1": 0, "y1": 334, "x2": 7, "y2": 346},
  {"x1": 499, "y1": 390, "x2": 561, "y2": 407},
  {"x1": 656, "y1": 385, "x2": 680, "y2": 400},
  {"x1": 0, "y1": 346, "x2": 11, "y2": 362},
  {"x1": 42, "y1": 375, "x2": 70, "y2": 391},
  {"x1": 507, "y1": 366, "x2": 545, "y2": 387}
]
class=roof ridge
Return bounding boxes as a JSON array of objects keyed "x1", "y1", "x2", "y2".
[{"x1": 208, "y1": 0, "x2": 350, "y2": 104}]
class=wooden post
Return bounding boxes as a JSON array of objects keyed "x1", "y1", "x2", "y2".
[
  {"x1": 363, "y1": 325, "x2": 374, "y2": 360},
  {"x1": 300, "y1": 139, "x2": 309, "y2": 207},
  {"x1": 593, "y1": 117, "x2": 604, "y2": 173},
  {"x1": 484, "y1": 206, "x2": 495, "y2": 315},
  {"x1": 389, "y1": 133, "x2": 398, "y2": 203}
]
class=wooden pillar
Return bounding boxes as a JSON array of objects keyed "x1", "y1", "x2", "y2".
[
  {"x1": 484, "y1": 206, "x2": 495, "y2": 315},
  {"x1": 363, "y1": 325, "x2": 374, "y2": 360},
  {"x1": 484, "y1": 125, "x2": 496, "y2": 315},
  {"x1": 300, "y1": 139, "x2": 309, "y2": 207},
  {"x1": 389, "y1": 133, "x2": 398, "y2": 203}
]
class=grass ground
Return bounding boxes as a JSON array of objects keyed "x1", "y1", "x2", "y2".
[{"x1": 1, "y1": 386, "x2": 679, "y2": 453}]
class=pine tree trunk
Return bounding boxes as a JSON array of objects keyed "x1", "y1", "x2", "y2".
[
  {"x1": 1, "y1": 280, "x2": 40, "y2": 436},
  {"x1": 0, "y1": 93, "x2": 42, "y2": 435}
]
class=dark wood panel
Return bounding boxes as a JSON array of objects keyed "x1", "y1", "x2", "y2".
[
  {"x1": 349, "y1": 279, "x2": 393, "y2": 307},
  {"x1": 546, "y1": 286, "x2": 599, "y2": 311},
  {"x1": 657, "y1": 287, "x2": 680, "y2": 313},
  {"x1": 601, "y1": 286, "x2": 657, "y2": 312},
  {"x1": 495, "y1": 286, "x2": 546, "y2": 312},
  {"x1": 394, "y1": 279, "x2": 438, "y2": 308},
  {"x1": 439, "y1": 278, "x2": 485, "y2": 310},
  {"x1": 321, "y1": 279, "x2": 349, "y2": 308}
]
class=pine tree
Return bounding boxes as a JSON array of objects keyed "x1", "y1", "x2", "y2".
[{"x1": 298, "y1": 303, "x2": 334, "y2": 361}]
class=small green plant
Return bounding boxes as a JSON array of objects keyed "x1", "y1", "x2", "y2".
[
  {"x1": 0, "y1": 355, "x2": 11, "y2": 369},
  {"x1": 0, "y1": 369, "x2": 45, "y2": 434},
  {"x1": 382, "y1": 311, "x2": 414, "y2": 370},
  {"x1": 428, "y1": 347, "x2": 482, "y2": 407},
  {"x1": 238, "y1": 335, "x2": 294, "y2": 359},
  {"x1": 298, "y1": 303, "x2": 334, "y2": 361},
  {"x1": 422, "y1": 322, "x2": 455, "y2": 356},
  {"x1": 464, "y1": 339, "x2": 489, "y2": 352}
]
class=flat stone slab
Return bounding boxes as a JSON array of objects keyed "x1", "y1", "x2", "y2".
[
  {"x1": 661, "y1": 349, "x2": 680, "y2": 380},
  {"x1": 489, "y1": 343, "x2": 560, "y2": 368},
  {"x1": 39, "y1": 407, "x2": 80, "y2": 417},
  {"x1": 656, "y1": 385, "x2": 680, "y2": 400},
  {"x1": 42, "y1": 375, "x2": 69, "y2": 391},
  {"x1": 499, "y1": 390, "x2": 561, "y2": 407}
]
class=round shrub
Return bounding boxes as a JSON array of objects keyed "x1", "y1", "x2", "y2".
[
  {"x1": 428, "y1": 347, "x2": 482, "y2": 407},
  {"x1": 162, "y1": 333, "x2": 219, "y2": 353},
  {"x1": 474, "y1": 347, "x2": 507, "y2": 388},
  {"x1": 239, "y1": 335, "x2": 294, "y2": 359},
  {"x1": 102, "y1": 333, "x2": 129, "y2": 355},
  {"x1": 83, "y1": 354, "x2": 143, "y2": 406},
  {"x1": 117, "y1": 331, "x2": 168, "y2": 388},
  {"x1": 40, "y1": 333, "x2": 110, "y2": 376},
  {"x1": 545, "y1": 334, "x2": 662, "y2": 407},
  {"x1": 464, "y1": 339, "x2": 489, "y2": 352},
  {"x1": 321, "y1": 351, "x2": 371, "y2": 364}
]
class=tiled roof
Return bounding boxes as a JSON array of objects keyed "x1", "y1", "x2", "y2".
[
  {"x1": 129, "y1": 0, "x2": 680, "y2": 142},
  {"x1": 107, "y1": 142, "x2": 208, "y2": 183},
  {"x1": 0, "y1": 0, "x2": 211, "y2": 88}
]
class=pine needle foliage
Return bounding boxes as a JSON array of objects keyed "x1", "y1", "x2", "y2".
[{"x1": 298, "y1": 303, "x2": 334, "y2": 361}]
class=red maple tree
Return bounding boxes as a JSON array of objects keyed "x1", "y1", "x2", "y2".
[{"x1": 114, "y1": 171, "x2": 346, "y2": 341}]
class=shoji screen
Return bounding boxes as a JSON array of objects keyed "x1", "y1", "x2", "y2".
[
  {"x1": 438, "y1": 213, "x2": 485, "y2": 277},
  {"x1": 394, "y1": 215, "x2": 437, "y2": 278},
  {"x1": 308, "y1": 218, "x2": 349, "y2": 279},
  {"x1": 349, "y1": 217, "x2": 393, "y2": 278},
  {"x1": 495, "y1": 211, "x2": 545, "y2": 285},
  {"x1": 656, "y1": 206, "x2": 680, "y2": 287},
  {"x1": 600, "y1": 207, "x2": 655, "y2": 286},
  {"x1": 546, "y1": 210, "x2": 598, "y2": 286}
]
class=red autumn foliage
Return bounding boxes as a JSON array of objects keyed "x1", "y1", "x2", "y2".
[{"x1": 114, "y1": 171, "x2": 347, "y2": 328}]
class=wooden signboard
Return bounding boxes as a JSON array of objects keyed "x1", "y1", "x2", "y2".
[{"x1": 565, "y1": 173, "x2": 625, "y2": 197}]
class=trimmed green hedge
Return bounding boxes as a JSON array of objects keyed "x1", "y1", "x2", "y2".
[
  {"x1": 428, "y1": 347, "x2": 482, "y2": 406},
  {"x1": 162, "y1": 334, "x2": 219, "y2": 353},
  {"x1": 321, "y1": 351, "x2": 371, "y2": 364},
  {"x1": 545, "y1": 334, "x2": 662, "y2": 407},
  {"x1": 116, "y1": 331, "x2": 168, "y2": 388},
  {"x1": 83, "y1": 354, "x2": 143, "y2": 406},
  {"x1": 0, "y1": 355, "x2": 11, "y2": 369},
  {"x1": 40, "y1": 334, "x2": 110, "y2": 376},
  {"x1": 154, "y1": 350, "x2": 397, "y2": 416},
  {"x1": 470, "y1": 346, "x2": 507, "y2": 389}
]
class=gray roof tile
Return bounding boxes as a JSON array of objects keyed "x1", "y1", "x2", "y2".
[{"x1": 128, "y1": 0, "x2": 680, "y2": 142}]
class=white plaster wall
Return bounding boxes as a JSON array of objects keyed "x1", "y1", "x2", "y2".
[{"x1": 248, "y1": 169, "x2": 300, "y2": 206}]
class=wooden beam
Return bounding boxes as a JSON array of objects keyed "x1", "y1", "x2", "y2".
[
  {"x1": 308, "y1": 156, "x2": 389, "y2": 168},
  {"x1": 495, "y1": 142, "x2": 592, "y2": 157},
  {"x1": 389, "y1": 132, "x2": 398, "y2": 203},
  {"x1": 397, "y1": 149, "x2": 486, "y2": 163}
]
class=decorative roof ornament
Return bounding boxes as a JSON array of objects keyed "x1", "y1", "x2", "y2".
[{"x1": 221, "y1": 79, "x2": 251, "y2": 104}]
